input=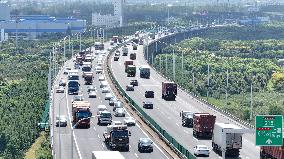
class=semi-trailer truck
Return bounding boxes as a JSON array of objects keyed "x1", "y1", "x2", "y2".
[
  {"x1": 84, "y1": 72, "x2": 93, "y2": 85},
  {"x1": 103, "y1": 124, "x2": 130, "y2": 151},
  {"x1": 72, "y1": 101, "x2": 92, "y2": 128},
  {"x1": 162, "y1": 82, "x2": 177, "y2": 100},
  {"x1": 212, "y1": 123, "x2": 243, "y2": 157},
  {"x1": 193, "y1": 113, "x2": 216, "y2": 139},
  {"x1": 139, "y1": 65, "x2": 150, "y2": 78},
  {"x1": 126, "y1": 65, "x2": 136, "y2": 77}
]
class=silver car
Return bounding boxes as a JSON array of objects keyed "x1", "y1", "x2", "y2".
[
  {"x1": 114, "y1": 108, "x2": 125, "y2": 117},
  {"x1": 89, "y1": 90, "x2": 97, "y2": 98},
  {"x1": 105, "y1": 93, "x2": 113, "y2": 100},
  {"x1": 56, "y1": 86, "x2": 65, "y2": 93},
  {"x1": 102, "y1": 87, "x2": 110, "y2": 93},
  {"x1": 56, "y1": 115, "x2": 67, "y2": 127}
]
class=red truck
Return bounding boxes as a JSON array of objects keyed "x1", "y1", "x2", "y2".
[
  {"x1": 162, "y1": 82, "x2": 177, "y2": 100},
  {"x1": 260, "y1": 138, "x2": 284, "y2": 159},
  {"x1": 193, "y1": 113, "x2": 216, "y2": 139},
  {"x1": 72, "y1": 101, "x2": 92, "y2": 128},
  {"x1": 124, "y1": 60, "x2": 134, "y2": 72}
]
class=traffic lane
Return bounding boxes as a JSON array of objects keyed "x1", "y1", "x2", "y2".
[
  {"x1": 112, "y1": 47, "x2": 256, "y2": 158},
  {"x1": 134, "y1": 43, "x2": 260, "y2": 156},
  {"x1": 53, "y1": 62, "x2": 77, "y2": 159},
  {"x1": 91, "y1": 69, "x2": 170, "y2": 159}
]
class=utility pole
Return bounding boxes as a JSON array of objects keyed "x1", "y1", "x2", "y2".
[
  {"x1": 207, "y1": 64, "x2": 210, "y2": 101},
  {"x1": 166, "y1": 55, "x2": 168, "y2": 75},
  {"x1": 68, "y1": 35, "x2": 71, "y2": 53},
  {"x1": 63, "y1": 37, "x2": 66, "y2": 63},
  {"x1": 182, "y1": 50, "x2": 184, "y2": 78},
  {"x1": 226, "y1": 69, "x2": 229, "y2": 107},
  {"x1": 250, "y1": 79, "x2": 253, "y2": 121},
  {"x1": 172, "y1": 48, "x2": 176, "y2": 81},
  {"x1": 159, "y1": 55, "x2": 162, "y2": 72},
  {"x1": 79, "y1": 33, "x2": 82, "y2": 52}
]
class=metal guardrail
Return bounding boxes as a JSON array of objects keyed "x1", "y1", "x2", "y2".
[
  {"x1": 106, "y1": 42, "x2": 196, "y2": 159},
  {"x1": 144, "y1": 29, "x2": 255, "y2": 129}
]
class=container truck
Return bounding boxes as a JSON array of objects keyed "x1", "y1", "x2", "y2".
[
  {"x1": 126, "y1": 65, "x2": 136, "y2": 77},
  {"x1": 260, "y1": 138, "x2": 284, "y2": 159},
  {"x1": 84, "y1": 72, "x2": 93, "y2": 85},
  {"x1": 193, "y1": 113, "x2": 216, "y2": 139},
  {"x1": 162, "y1": 82, "x2": 177, "y2": 100},
  {"x1": 139, "y1": 65, "x2": 150, "y2": 78},
  {"x1": 91, "y1": 151, "x2": 125, "y2": 159},
  {"x1": 180, "y1": 111, "x2": 194, "y2": 127},
  {"x1": 124, "y1": 60, "x2": 133, "y2": 72},
  {"x1": 72, "y1": 101, "x2": 92, "y2": 128},
  {"x1": 103, "y1": 124, "x2": 130, "y2": 151},
  {"x1": 122, "y1": 47, "x2": 128, "y2": 56},
  {"x1": 130, "y1": 52, "x2": 136, "y2": 60},
  {"x1": 212, "y1": 123, "x2": 243, "y2": 157}
]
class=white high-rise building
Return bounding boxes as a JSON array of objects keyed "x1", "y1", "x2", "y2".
[{"x1": 92, "y1": 0, "x2": 125, "y2": 27}]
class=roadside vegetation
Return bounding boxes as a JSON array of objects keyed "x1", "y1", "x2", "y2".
[{"x1": 154, "y1": 24, "x2": 284, "y2": 123}]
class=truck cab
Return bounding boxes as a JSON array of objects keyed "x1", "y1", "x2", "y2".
[
  {"x1": 180, "y1": 111, "x2": 194, "y2": 127},
  {"x1": 139, "y1": 65, "x2": 150, "y2": 79},
  {"x1": 162, "y1": 82, "x2": 177, "y2": 100},
  {"x1": 130, "y1": 53, "x2": 136, "y2": 60},
  {"x1": 103, "y1": 125, "x2": 130, "y2": 151},
  {"x1": 126, "y1": 65, "x2": 136, "y2": 77}
]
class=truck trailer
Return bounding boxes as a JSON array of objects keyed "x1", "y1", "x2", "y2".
[
  {"x1": 91, "y1": 151, "x2": 125, "y2": 159},
  {"x1": 103, "y1": 124, "x2": 130, "y2": 151},
  {"x1": 260, "y1": 138, "x2": 284, "y2": 159},
  {"x1": 72, "y1": 101, "x2": 92, "y2": 128},
  {"x1": 162, "y1": 82, "x2": 177, "y2": 100},
  {"x1": 84, "y1": 72, "x2": 93, "y2": 85},
  {"x1": 212, "y1": 123, "x2": 243, "y2": 157},
  {"x1": 126, "y1": 65, "x2": 136, "y2": 77},
  {"x1": 193, "y1": 113, "x2": 216, "y2": 139},
  {"x1": 139, "y1": 65, "x2": 150, "y2": 78}
]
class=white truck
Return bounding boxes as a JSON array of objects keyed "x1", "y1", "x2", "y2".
[
  {"x1": 212, "y1": 123, "x2": 243, "y2": 157},
  {"x1": 91, "y1": 151, "x2": 125, "y2": 159}
]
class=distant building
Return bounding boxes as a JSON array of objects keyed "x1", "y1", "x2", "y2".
[
  {"x1": 0, "y1": 29, "x2": 8, "y2": 42},
  {"x1": 238, "y1": 17, "x2": 270, "y2": 25},
  {"x1": 92, "y1": 0, "x2": 125, "y2": 28},
  {"x1": 0, "y1": 2, "x2": 86, "y2": 39}
]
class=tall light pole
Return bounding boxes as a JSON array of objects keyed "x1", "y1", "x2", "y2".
[
  {"x1": 58, "y1": 94, "x2": 65, "y2": 159},
  {"x1": 63, "y1": 37, "x2": 66, "y2": 63},
  {"x1": 226, "y1": 69, "x2": 229, "y2": 107},
  {"x1": 250, "y1": 75, "x2": 254, "y2": 121},
  {"x1": 207, "y1": 64, "x2": 210, "y2": 101},
  {"x1": 172, "y1": 48, "x2": 176, "y2": 81},
  {"x1": 79, "y1": 33, "x2": 82, "y2": 52},
  {"x1": 167, "y1": 4, "x2": 172, "y2": 26}
]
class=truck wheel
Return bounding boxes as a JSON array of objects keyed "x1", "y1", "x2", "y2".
[{"x1": 125, "y1": 146, "x2": 129, "y2": 151}]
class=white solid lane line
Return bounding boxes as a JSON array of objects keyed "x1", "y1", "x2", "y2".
[{"x1": 65, "y1": 90, "x2": 82, "y2": 159}]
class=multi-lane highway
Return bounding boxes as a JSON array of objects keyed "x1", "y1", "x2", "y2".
[
  {"x1": 52, "y1": 43, "x2": 171, "y2": 159},
  {"x1": 109, "y1": 34, "x2": 259, "y2": 159}
]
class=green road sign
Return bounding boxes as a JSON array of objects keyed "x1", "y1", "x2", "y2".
[{"x1": 255, "y1": 115, "x2": 283, "y2": 146}]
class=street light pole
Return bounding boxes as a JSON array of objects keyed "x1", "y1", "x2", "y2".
[
  {"x1": 172, "y1": 48, "x2": 176, "y2": 81},
  {"x1": 79, "y1": 33, "x2": 82, "y2": 52},
  {"x1": 64, "y1": 37, "x2": 66, "y2": 63},
  {"x1": 207, "y1": 64, "x2": 210, "y2": 101},
  {"x1": 226, "y1": 69, "x2": 229, "y2": 107},
  {"x1": 58, "y1": 95, "x2": 65, "y2": 159},
  {"x1": 250, "y1": 79, "x2": 253, "y2": 121}
]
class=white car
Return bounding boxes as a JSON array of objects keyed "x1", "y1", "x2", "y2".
[
  {"x1": 98, "y1": 75, "x2": 105, "y2": 81},
  {"x1": 124, "y1": 117, "x2": 136, "y2": 126},
  {"x1": 114, "y1": 108, "x2": 125, "y2": 117},
  {"x1": 56, "y1": 115, "x2": 67, "y2": 127},
  {"x1": 193, "y1": 145, "x2": 210, "y2": 157},
  {"x1": 105, "y1": 93, "x2": 113, "y2": 100},
  {"x1": 102, "y1": 87, "x2": 110, "y2": 93},
  {"x1": 89, "y1": 90, "x2": 97, "y2": 98},
  {"x1": 56, "y1": 86, "x2": 65, "y2": 93}
]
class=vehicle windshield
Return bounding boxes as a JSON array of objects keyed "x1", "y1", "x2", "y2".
[
  {"x1": 74, "y1": 96, "x2": 83, "y2": 101},
  {"x1": 112, "y1": 130, "x2": 128, "y2": 137},
  {"x1": 68, "y1": 81, "x2": 79, "y2": 87},
  {"x1": 77, "y1": 111, "x2": 90, "y2": 119},
  {"x1": 69, "y1": 75, "x2": 79, "y2": 80},
  {"x1": 101, "y1": 112, "x2": 111, "y2": 118},
  {"x1": 82, "y1": 66, "x2": 91, "y2": 71},
  {"x1": 199, "y1": 146, "x2": 209, "y2": 150}
]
